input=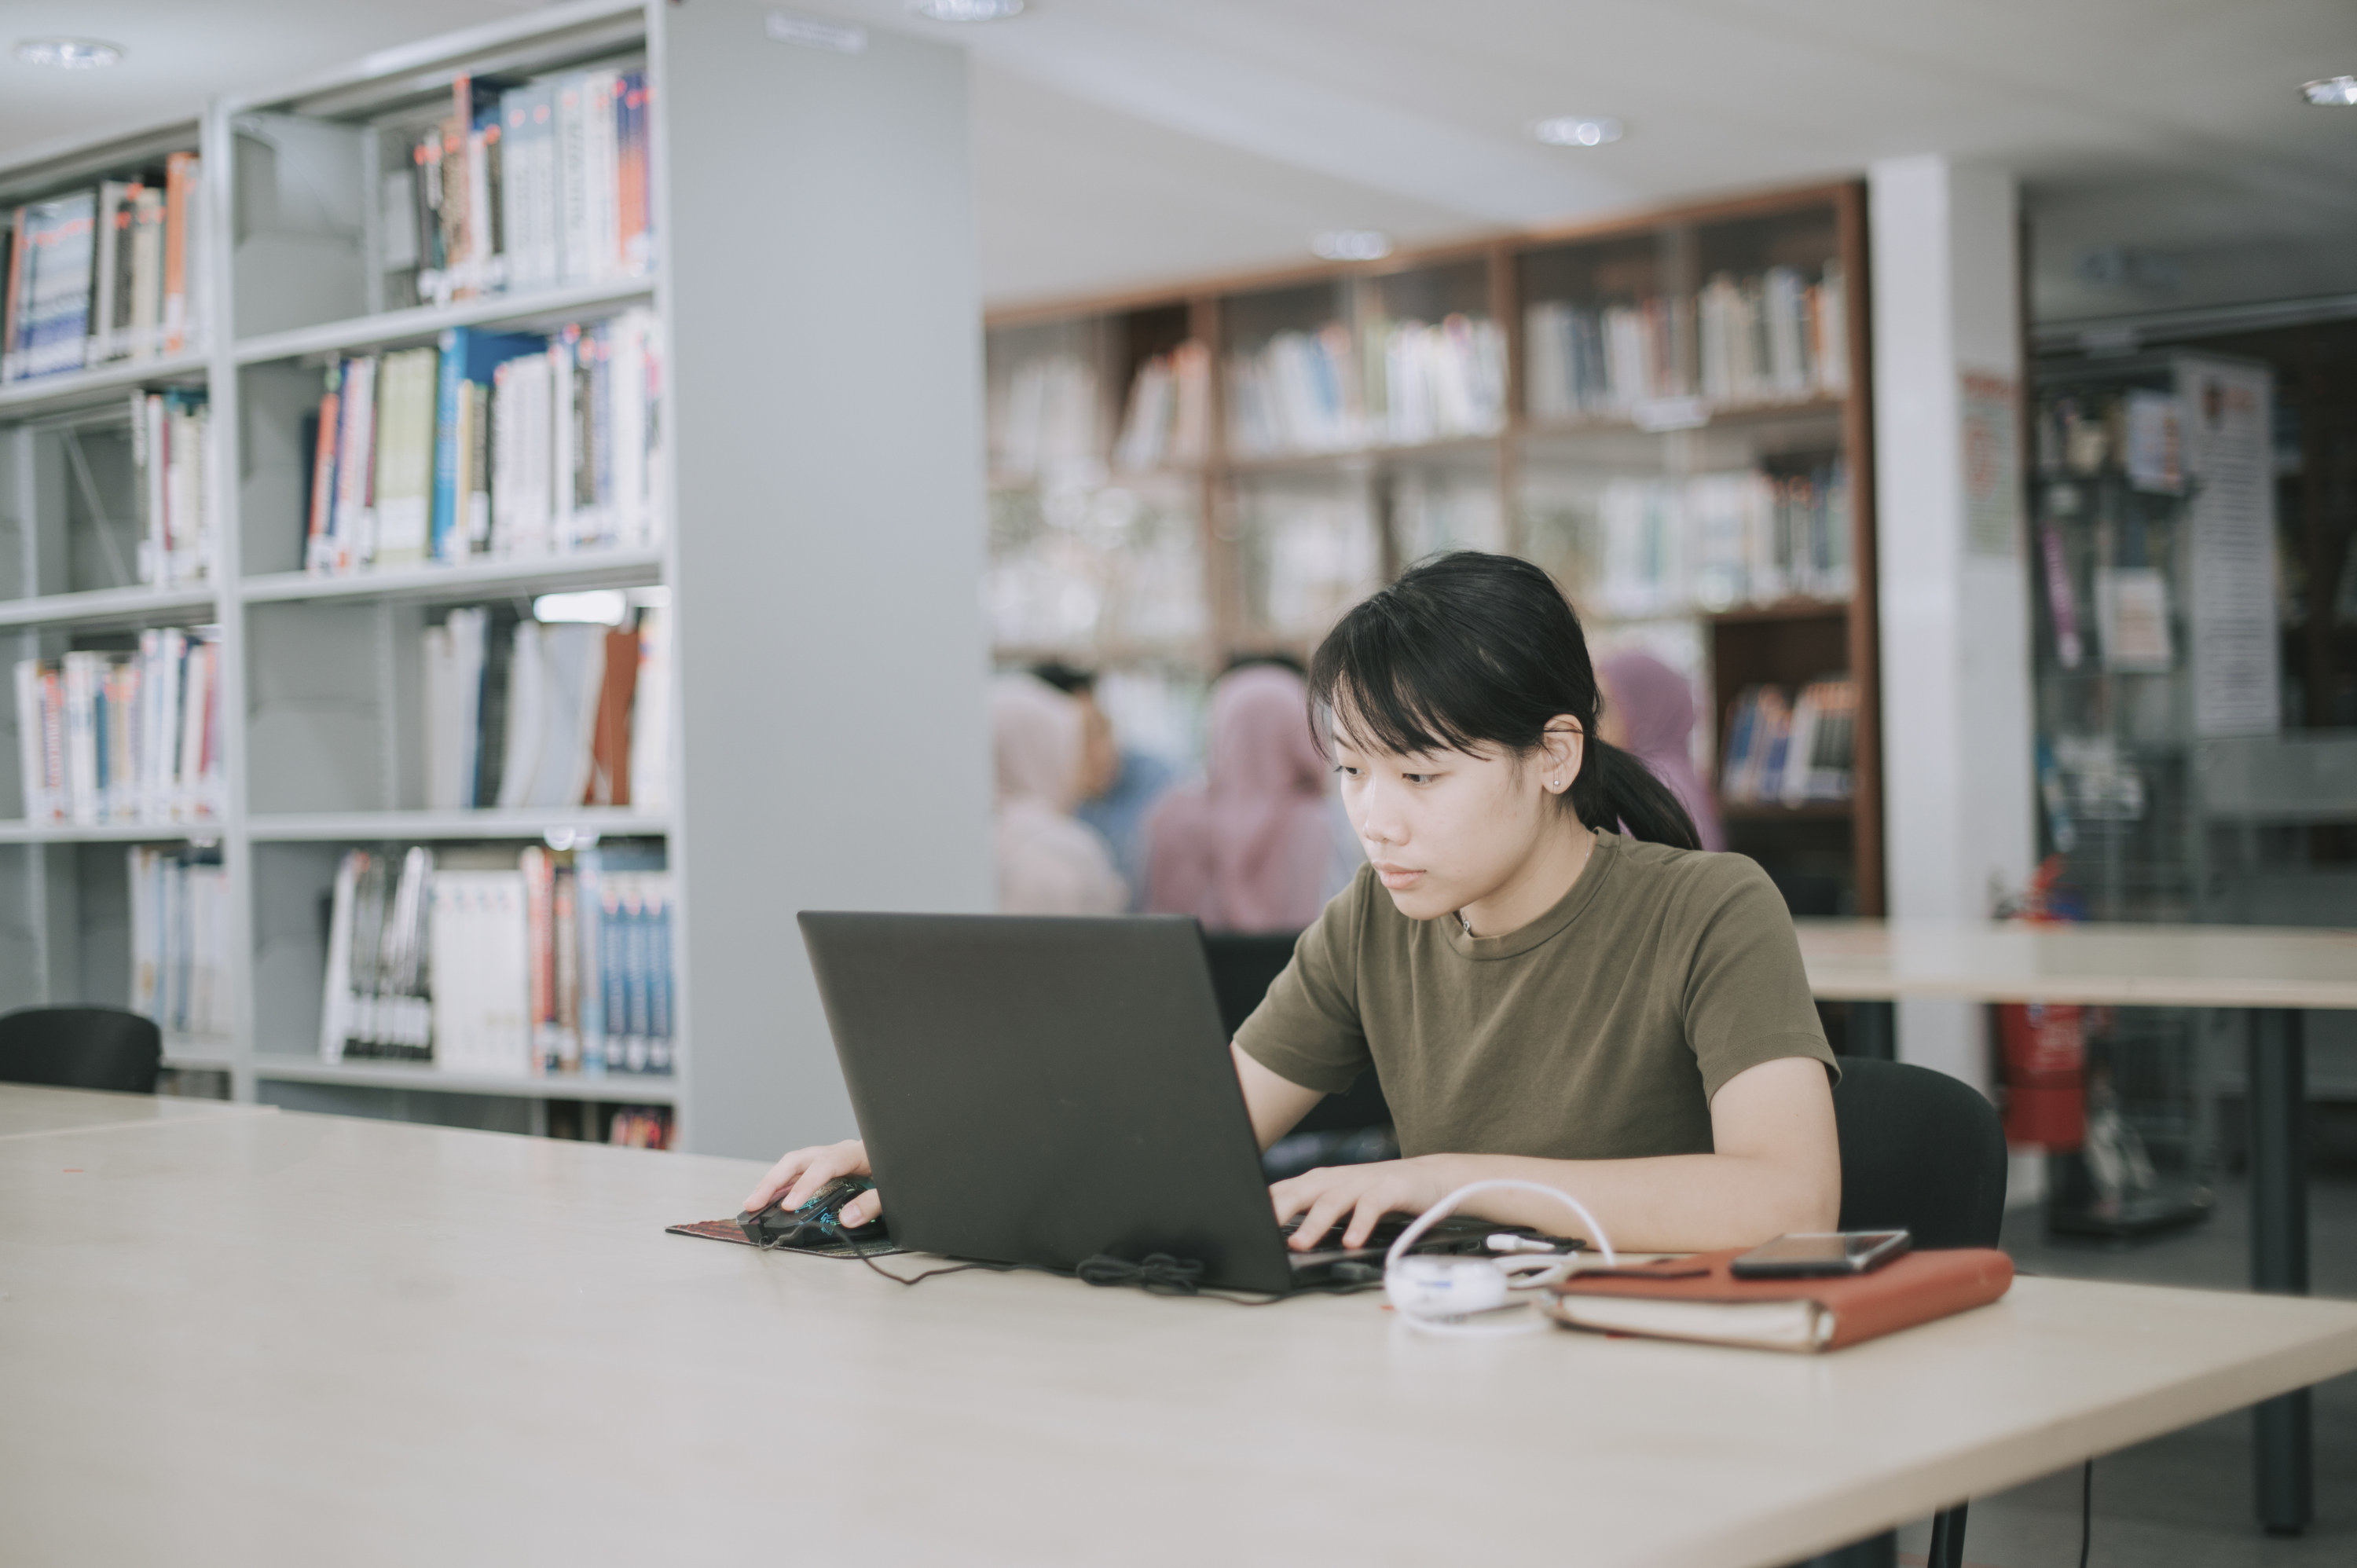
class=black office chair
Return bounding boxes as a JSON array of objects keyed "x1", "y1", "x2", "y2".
[
  {"x1": 1794, "y1": 1058, "x2": 2009, "y2": 1568},
  {"x1": 1199, "y1": 930, "x2": 1390, "y2": 1136},
  {"x1": 0, "y1": 1006, "x2": 164, "y2": 1094}
]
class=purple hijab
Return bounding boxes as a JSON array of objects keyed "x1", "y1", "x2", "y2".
[{"x1": 1598, "y1": 650, "x2": 1725, "y2": 852}]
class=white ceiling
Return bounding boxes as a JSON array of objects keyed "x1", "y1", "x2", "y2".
[{"x1": 4, "y1": 0, "x2": 2354, "y2": 320}]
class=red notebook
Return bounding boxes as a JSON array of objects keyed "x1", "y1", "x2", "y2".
[{"x1": 1540, "y1": 1247, "x2": 2014, "y2": 1353}]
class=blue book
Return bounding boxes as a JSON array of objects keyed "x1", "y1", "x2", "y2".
[{"x1": 431, "y1": 326, "x2": 544, "y2": 561}]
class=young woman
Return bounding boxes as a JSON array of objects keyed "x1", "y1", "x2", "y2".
[{"x1": 748, "y1": 552, "x2": 1840, "y2": 1253}]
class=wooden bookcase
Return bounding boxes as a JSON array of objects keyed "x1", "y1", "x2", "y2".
[
  {"x1": 984, "y1": 184, "x2": 1884, "y2": 915},
  {"x1": 0, "y1": 0, "x2": 992, "y2": 1157}
]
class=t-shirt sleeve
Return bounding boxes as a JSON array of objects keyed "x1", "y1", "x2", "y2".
[
  {"x1": 1231, "y1": 868, "x2": 1374, "y2": 1095},
  {"x1": 1681, "y1": 859, "x2": 1840, "y2": 1100}
]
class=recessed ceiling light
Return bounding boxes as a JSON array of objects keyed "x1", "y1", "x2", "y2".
[
  {"x1": 13, "y1": 37, "x2": 123, "y2": 70},
  {"x1": 1311, "y1": 230, "x2": 1392, "y2": 262},
  {"x1": 909, "y1": 0, "x2": 1026, "y2": 20},
  {"x1": 2302, "y1": 75, "x2": 2357, "y2": 106},
  {"x1": 1533, "y1": 115, "x2": 1625, "y2": 148}
]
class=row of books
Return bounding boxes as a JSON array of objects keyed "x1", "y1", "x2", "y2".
[
  {"x1": 1525, "y1": 262, "x2": 1849, "y2": 419},
  {"x1": 1589, "y1": 462, "x2": 1854, "y2": 620},
  {"x1": 13, "y1": 628, "x2": 225, "y2": 826},
  {"x1": 384, "y1": 68, "x2": 654, "y2": 310},
  {"x1": 302, "y1": 309, "x2": 665, "y2": 576},
  {"x1": 1224, "y1": 315, "x2": 1508, "y2": 457},
  {"x1": 606, "y1": 1105, "x2": 673, "y2": 1149},
  {"x1": 1695, "y1": 264, "x2": 1849, "y2": 406},
  {"x1": 129, "y1": 845, "x2": 233, "y2": 1038},
  {"x1": 1112, "y1": 342, "x2": 1211, "y2": 473},
  {"x1": 320, "y1": 843, "x2": 676, "y2": 1077},
  {"x1": 131, "y1": 390, "x2": 214, "y2": 588},
  {"x1": 1720, "y1": 680, "x2": 1858, "y2": 806},
  {"x1": 420, "y1": 604, "x2": 668, "y2": 812},
  {"x1": 992, "y1": 352, "x2": 1099, "y2": 478},
  {"x1": 2, "y1": 153, "x2": 205, "y2": 383}
]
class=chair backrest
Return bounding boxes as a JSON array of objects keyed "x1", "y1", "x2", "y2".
[
  {"x1": 1197, "y1": 929, "x2": 1391, "y2": 1136},
  {"x1": 1831, "y1": 1058, "x2": 2008, "y2": 1249},
  {"x1": 0, "y1": 1006, "x2": 163, "y2": 1094},
  {"x1": 1199, "y1": 932, "x2": 1301, "y2": 1039}
]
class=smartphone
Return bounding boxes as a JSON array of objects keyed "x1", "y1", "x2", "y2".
[{"x1": 1730, "y1": 1229, "x2": 1911, "y2": 1279}]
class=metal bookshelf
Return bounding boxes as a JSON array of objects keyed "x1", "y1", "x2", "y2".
[
  {"x1": 984, "y1": 183, "x2": 1885, "y2": 915},
  {"x1": 1, "y1": 0, "x2": 993, "y2": 1157}
]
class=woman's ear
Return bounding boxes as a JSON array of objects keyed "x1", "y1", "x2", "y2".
[{"x1": 1540, "y1": 716, "x2": 1585, "y2": 795}]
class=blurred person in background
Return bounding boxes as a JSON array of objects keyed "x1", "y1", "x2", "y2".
[
  {"x1": 1144, "y1": 659, "x2": 1333, "y2": 932},
  {"x1": 991, "y1": 672, "x2": 1127, "y2": 915},
  {"x1": 1596, "y1": 648, "x2": 1725, "y2": 852},
  {"x1": 1031, "y1": 661, "x2": 1176, "y2": 907}
]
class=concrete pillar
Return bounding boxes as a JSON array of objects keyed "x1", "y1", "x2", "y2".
[{"x1": 1868, "y1": 156, "x2": 2037, "y2": 1099}]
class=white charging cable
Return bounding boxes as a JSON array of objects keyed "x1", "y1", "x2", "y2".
[{"x1": 1383, "y1": 1178, "x2": 1617, "y2": 1337}]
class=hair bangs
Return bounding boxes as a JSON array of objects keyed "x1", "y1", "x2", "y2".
[{"x1": 1309, "y1": 591, "x2": 1499, "y2": 760}]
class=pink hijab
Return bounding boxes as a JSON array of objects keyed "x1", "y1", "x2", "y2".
[
  {"x1": 1597, "y1": 649, "x2": 1725, "y2": 852},
  {"x1": 1146, "y1": 665, "x2": 1332, "y2": 933}
]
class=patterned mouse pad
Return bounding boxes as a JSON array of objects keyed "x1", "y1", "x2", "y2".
[{"x1": 665, "y1": 1218, "x2": 905, "y2": 1259}]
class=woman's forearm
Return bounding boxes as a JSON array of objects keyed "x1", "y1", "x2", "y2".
[{"x1": 1417, "y1": 1150, "x2": 1838, "y2": 1253}]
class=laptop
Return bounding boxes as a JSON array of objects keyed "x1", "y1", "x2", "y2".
[{"x1": 796, "y1": 910, "x2": 1493, "y2": 1294}]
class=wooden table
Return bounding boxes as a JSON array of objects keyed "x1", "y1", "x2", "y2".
[
  {"x1": 1794, "y1": 918, "x2": 2357, "y2": 1533},
  {"x1": 5, "y1": 1088, "x2": 2355, "y2": 1568}
]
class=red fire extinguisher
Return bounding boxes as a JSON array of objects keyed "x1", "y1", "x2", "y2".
[{"x1": 1996, "y1": 857, "x2": 2085, "y2": 1150}]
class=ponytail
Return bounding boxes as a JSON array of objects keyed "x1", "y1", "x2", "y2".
[
  {"x1": 1575, "y1": 736, "x2": 1700, "y2": 851},
  {"x1": 1307, "y1": 551, "x2": 1702, "y2": 852}
]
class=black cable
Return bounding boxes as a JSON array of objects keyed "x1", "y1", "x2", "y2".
[
  {"x1": 791, "y1": 1216, "x2": 1379, "y2": 1304},
  {"x1": 2080, "y1": 1460, "x2": 2093, "y2": 1568}
]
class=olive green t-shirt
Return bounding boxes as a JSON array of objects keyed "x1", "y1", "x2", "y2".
[{"x1": 1233, "y1": 830, "x2": 1837, "y2": 1160}]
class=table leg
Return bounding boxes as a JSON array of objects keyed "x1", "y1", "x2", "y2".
[
  {"x1": 1848, "y1": 999, "x2": 1895, "y2": 1062},
  {"x1": 2248, "y1": 1006, "x2": 2311, "y2": 1537}
]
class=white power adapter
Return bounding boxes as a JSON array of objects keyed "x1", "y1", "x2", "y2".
[
  {"x1": 1384, "y1": 1254, "x2": 1512, "y2": 1317},
  {"x1": 1383, "y1": 1178, "x2": 1618, "y2": 1336}
]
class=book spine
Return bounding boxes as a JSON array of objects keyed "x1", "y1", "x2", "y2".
[
  {"x1": 431, "y1": 329, "x2": 467, "y2": 562},
  {"x1": 162, "y1": 154, "x2": 196, "y2": 354},
  {"x1": 13, "y1": 659, "x2": 47, "y2": 823},
  {"x1": 647, "y1": 878, "x2": 673, "y2": 1074},
  {"x1": 576, "y1": 846, "x2": 604, "y2": 1075}
]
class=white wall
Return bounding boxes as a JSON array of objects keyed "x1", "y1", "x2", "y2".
[{"x1": 1869, "y1": 156, "x2": 2037, "y2": 1098}]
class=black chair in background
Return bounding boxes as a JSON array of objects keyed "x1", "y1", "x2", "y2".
[
  {"x1": 1199, "y1": 930, "x2": 1389, "y2": 1137},
  {"x1": 1795, "y1": 1057, "x2": 2010, "y2": 1568},
  {"x1": 0, "y1": 1006, "x2": 163, "y2": 1094}
]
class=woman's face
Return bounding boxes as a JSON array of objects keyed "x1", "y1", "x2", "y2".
[{"x1": 1330, "y1": 719, "x2": 1581, "y2": 922}]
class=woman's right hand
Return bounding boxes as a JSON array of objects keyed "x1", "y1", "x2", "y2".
[{"x1": 742, "y1": 1139, "x2": 879, "y2": 1227}]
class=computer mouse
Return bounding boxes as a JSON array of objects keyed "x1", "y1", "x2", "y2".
[{"x1": 735, "y1": 1176, "x2": 886, "y2": 1248}]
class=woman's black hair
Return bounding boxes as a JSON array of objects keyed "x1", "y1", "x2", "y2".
[{"x1": 1307, "y1": 551, "x2": 1701, "y2": 850}]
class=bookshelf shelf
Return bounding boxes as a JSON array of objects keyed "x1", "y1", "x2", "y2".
[
  {"x1": 0, "y1": 819, "x2": 222, "y2": 844},
  {"x1": 1226, "y1": 432, "x2": 1506, "y2": 474},
  {"x1": 986, "y1": 179, "x2": 1882, "y2": 914},
  {"x1": 231, "y1": 278, "x2": 658, "y2": 367},
  {"x1": 1706, "y1": 598, "x2": 1851, "y2": 625},
  {"x1": 5, "y1": 2, "x2": 988, "y2": 1156},
  {"x1": 1722, "y1": 800, "x2": 1855, "y2": 822},
  {"x1": 0, "y1": 584, "x2": 220, "y2": 630},
  {"x1": 250, "y1": 1057, "x2": 677, "y2": 1105},
  {"x1": 0, "y1": 351, "x2": 210, "y2": 415},
  {"x1": 245, "y1": 808, "x2": 668, "y2": 842},
  {"x1": 239, "y1": 549, "x2": 665, "y2": 607}
]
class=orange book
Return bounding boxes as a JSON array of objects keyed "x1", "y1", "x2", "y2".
[
  {"x1": 1541, "y1": 1247, "x2": 2014, "y2": 1353},
  {"x1": 583, "y1": 624, "x2": 640, "y2": 806},
  {"x1": 161, "y1": 152, "x2": 199, "y2": 354}
]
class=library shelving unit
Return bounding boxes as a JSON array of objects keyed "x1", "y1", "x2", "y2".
[
  {"x1": 984, "y1": 184, "x2": 1884, "y2": 915},
  {"x1": 0, "y1": 0, "x2": 992, "y2": 1158}
]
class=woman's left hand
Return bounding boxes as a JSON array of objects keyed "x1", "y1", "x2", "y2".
[{"x1": 1270, "y1": 1157, "x2": 1454, "y2": 1251}]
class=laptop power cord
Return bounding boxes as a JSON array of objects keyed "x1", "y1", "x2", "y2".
[{"x1": 812, "y1": 1215, "x2": 1381, "y2": 1304}]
